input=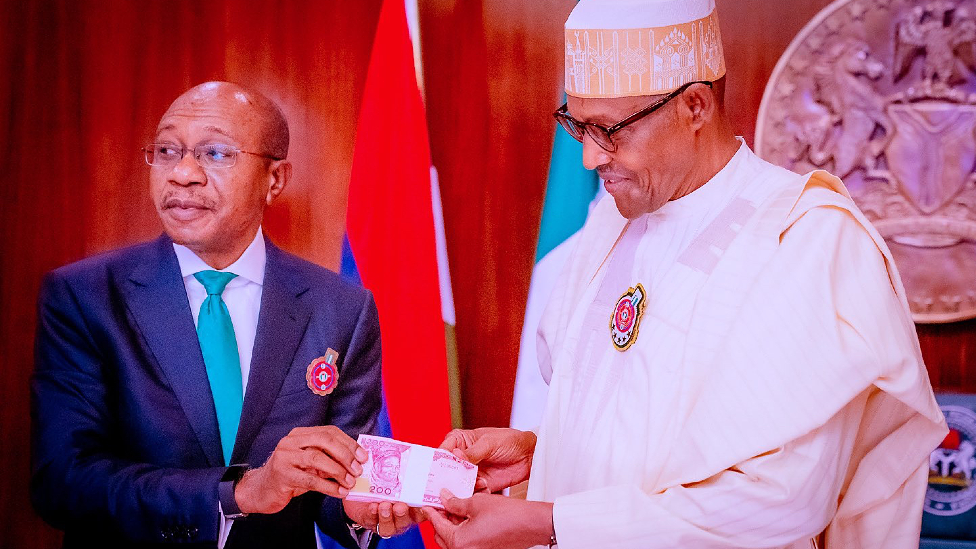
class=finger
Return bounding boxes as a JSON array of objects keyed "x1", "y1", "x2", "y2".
[
  {"x1": 439, "y1": 429, "x2": 471, "y2": 452},
  {"x1": 474, "y1": 476, "x2": 490, "y2": 492},
  {"x1": 460, "y1": 438, "x2": 494, "y2": 465},
  {"x1": 286, "y1": 467, "x2": 349, "y2": 498},
  {"x1": 439, "y1": 489, "x2": 469, "y2": 518},
  {"x1": 425, "y1": 507, "x2": 459, "y2": 543},
  {"x1": 342, "y1": 500, "x2": 376, "y2": 529},
  {"x1": 295, "y1": 435, "x2": 363, "y2": 476},
  {"x1": 315, "y1": 433, "x2": 366, "y2": 470},
  {"x1": 392, "y1": 502, "x2": 411, "y2": 532},
  {"x1": 438, "y1": 430, "x2": 461, "y2": 450},
  {"x1": 451, "y1": 448, "x2": 470, "y2": 462},
  {"x1": 298, "y1": 449, "x2": 358, "y2": 487},
  {"x1": 410, "y1": 506, "x2": 428, "y2": 523},
  {"x1": 426, "y1": 507, "x2": 464, "y2": 526},
  {"x1": 289, "y1": 427, "x2": 366, "y2": 469},
  {"x1": 356, "y1": 502, "x2": 380, "y2": 529},
  {"x1": 376, "y1": 502, "x2": 396, "y2": 538},
  {"x1": 378, "y1": 501, "x2": 393, "y2": 522}
]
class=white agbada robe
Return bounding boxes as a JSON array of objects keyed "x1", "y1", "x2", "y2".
[{"x1": 528, "y1": 142, "x2": 947, "y2": 549}]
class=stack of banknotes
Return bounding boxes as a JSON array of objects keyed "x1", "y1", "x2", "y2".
[{"x1": 347, "y1": 434, "x2": 477, "y2": 509}]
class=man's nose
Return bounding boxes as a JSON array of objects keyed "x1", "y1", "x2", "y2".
[
  {"x1": 168, "y1": 152, "x2": 206, "y2": 186},
  {"x1": 581, "y1": 134, "x2": 611, "y2": 171}
]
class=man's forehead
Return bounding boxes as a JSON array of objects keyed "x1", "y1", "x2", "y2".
[
  {"x1": 156, "y1": 98, "x2": 259, "y2": 138},
  {"x1": 568, "y1": 94, "x2": 660, "y2": 122},
  {"x1": 178, "y1": 82, "x2": 253, "y2": 108},
  {"x1": 160, "y1": 82, "x2": 257, "y2": 119},
  {"x1": 153, "y1": 82, "x2": 287, "y2": 155},
  {"x1": 155, "y1": 120, "x2": 237, "y2": 138}
]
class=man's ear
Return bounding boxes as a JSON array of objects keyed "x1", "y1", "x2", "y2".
[
  {"x1": 678, "y1": 83, "x2": 716, "y2": 132},
  {"x1": 266, "y1": 160, "x2": 292, "y2": 205}
]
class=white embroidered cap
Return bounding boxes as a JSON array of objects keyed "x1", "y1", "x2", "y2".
[{"x1": 564, "y1": 0, "x2": 726, "y2": 98}]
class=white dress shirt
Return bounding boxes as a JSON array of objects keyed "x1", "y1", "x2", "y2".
[
  {"x1": 174, "y1": 227, "x2": 265, "y2": 396},
  {"x1": 174, "y1": 227, "x2": 266, "y2": 548},
  {"x1": 173, "y1": 228, "x2": 369, "y2": 549}
]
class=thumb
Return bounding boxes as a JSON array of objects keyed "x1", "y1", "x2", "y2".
[
  {"x1": 440, "y1": 489, "x2": 470, "y2": 517},
  {"x1": 424, "y1": 507, "x2": 457, "y2": 542},
  {"x1": 410, "y1": 507, "x2": 428, "y2": 523},
  {"x1": 462, "y1": 439, "x2": 494, "y2": 465}
]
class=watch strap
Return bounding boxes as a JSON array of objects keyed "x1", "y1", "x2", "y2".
[{"x1": 219, "y1": 464, "x2": 250, "y2": 519}]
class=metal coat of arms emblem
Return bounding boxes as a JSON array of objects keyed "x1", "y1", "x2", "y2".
[
  {"x1": 923, "y1": 395, "x2": 976, "y2": 538},
  {"x1": 756, "y1": 0, "x2": 976, "y2": 323},
  {"x1": 927, "y1": 405, "x2": 976, "y2": 516}
]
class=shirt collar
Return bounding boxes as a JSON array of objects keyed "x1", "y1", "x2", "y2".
[
  {"x1": 663, "y1": 137, "x2": 748, "y2": 211},
  {"x1": 173, "y1": 227, "x2": 266, "y2": 285}
]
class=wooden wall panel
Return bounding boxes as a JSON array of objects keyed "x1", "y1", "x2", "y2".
[
  {"x1": 718, "y1": 0, "x2": 834, "y2": 145},
  {"x1": 420, "y1": 0, "x2": 572, "y2": 429},
  {"x1": 0, "y1": 1, "x2": 381, "y2": 546},
  {"x1": 920, "y1": 320, "x2": 976, "y2": 393}
]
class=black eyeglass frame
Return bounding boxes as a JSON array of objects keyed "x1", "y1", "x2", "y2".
[{"x1": 553, "y1": 80, "x2": 713, "y2": 153}]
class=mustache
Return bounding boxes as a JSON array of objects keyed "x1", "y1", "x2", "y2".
[
  {"x1": 161, "y1": 192, "x2": 216, "y2": 210},
  {"x1": 596, "y1": 164, "x2": 636, "y2": 181}
]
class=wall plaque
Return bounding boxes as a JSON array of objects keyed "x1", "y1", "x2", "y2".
[{"x1": 756, "y1": 0, "x2": 976, "y2": 323}]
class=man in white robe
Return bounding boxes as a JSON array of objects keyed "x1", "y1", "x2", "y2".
[{"x1": 423, "y1": 1, "x2": 948, "y2": 547}]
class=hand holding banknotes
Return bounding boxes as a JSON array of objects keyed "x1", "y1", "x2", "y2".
[
  {"x1": 347, "y1": 434, "x2": 478, "y2": 507},
  {"x1": 342, "y1": 500, "x2": 420, "y2": 539},
  {"x1": 425, "y1": 489, "x2": 554, "y2": 549},
  {"x1": 235, "y1": 425, "x2": 366, "y2": 514},
  {"x1": 341, "y1": 434, "x2": 478, "y2": 538},
  {"x1": 439, "y1": 427, "x2": 537, "y2": 492}
]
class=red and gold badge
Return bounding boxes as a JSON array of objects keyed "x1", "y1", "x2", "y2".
[
  {"x1": 610, "y1": 283, "x2": 646, "y2": 352},
  {"x1": 307, "y1": 348, "x2": 340, "y2": 396}
]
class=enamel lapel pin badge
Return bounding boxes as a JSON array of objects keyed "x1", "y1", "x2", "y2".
[
  {"x1": 307, "y1": 348, "x2": 340, "y2": 396},
  {"x1": 610, "y1": 283, "x2": 646, "y2": 351}
]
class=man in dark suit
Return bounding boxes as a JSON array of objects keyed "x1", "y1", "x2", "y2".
[{"x1": 31, "y1": 82, "x2": 414, "y2": 547}]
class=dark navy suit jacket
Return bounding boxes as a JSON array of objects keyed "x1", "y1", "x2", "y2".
[{"x1": 31, "y1": 235, "x2": 382, "y2": 548}]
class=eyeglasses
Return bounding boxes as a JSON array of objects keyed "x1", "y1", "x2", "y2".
[
  {"x1": 143, "y1": 142, "x2": 283, "y2": 169},
  {"x1": 553, "y1": 81, "x2": 712, "y2": 153}
]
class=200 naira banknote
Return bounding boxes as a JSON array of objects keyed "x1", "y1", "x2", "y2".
[{"x1": 347, "y1": 434, "x2": 477, "y2": 509}]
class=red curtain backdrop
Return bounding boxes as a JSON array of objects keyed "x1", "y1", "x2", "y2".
[{"x1": 2, "y1": 1, "x2": 974, "y2": 548}]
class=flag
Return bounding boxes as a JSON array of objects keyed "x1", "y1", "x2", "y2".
[
  {"x1": 510, "y1": 106, "x2": 600, "y2": 431},
  {"x1": 320, "y1": 0, "x2": 453, "y2": 546}
]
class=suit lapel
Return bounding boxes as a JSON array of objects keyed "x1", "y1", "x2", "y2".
[
  {"x1": 122, "y1": 235, "x2": 223, "y2": 466},
  {"x1": 232, "y1": 239, "x2": 312, "y2": 464}
]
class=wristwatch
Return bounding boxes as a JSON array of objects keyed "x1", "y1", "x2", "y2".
[
  {"x1": 218, "y1": 464, "x2": 250, "y2": 519},
  {"x1": 343, "y1": 508, "x2": 378, "y2": 542}
]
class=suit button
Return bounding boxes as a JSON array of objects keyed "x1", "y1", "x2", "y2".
[
  {"x1": 189, "y1": 526, "x2": 199, "y2": 538},
  {"x1": 160, "y1": 529, "x2": 171, "y2": 540}
]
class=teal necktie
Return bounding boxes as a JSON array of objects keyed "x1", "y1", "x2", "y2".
[{"x1": 194, "y1": 270, "x2": 243, "y2": 466}]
